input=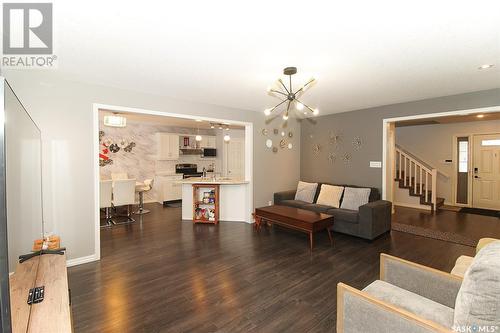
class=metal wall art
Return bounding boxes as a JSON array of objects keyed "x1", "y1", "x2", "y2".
[
  {"x1": 329, "y1": 131, "x2": 343, "y2": 147},
  {"x1": 123, "y1": 142, "x2": 136, "y2": 152},
  {"x1": 280, "y1": 139, "x2": 286, "y2": 148},
  {"x1": 272, "y1": 147, "x2": 278, "y2": 153},
  {"x1": 352, "y1": 136, "x2": 362, "y2": 150},
  {"x1": 342, "y1": 153, "x2": 352, "y2": 164},
  {"x1": 288, "y1": 131, "x2": 293, "y2": 138},
  {"x1": 261, "y1": 129, "x2": 268, "y2": 136},
  {"x1": 266, "y1": 139, "x2": 273, "y2": 148},
  {"x1": 328, "y1": 152, "x2": 337, "y2": 163},
  {"x1": 313, "y1": 144, "x2": 321, "y2": 154},
  {"x1": 273, "y1": 128, "x2": 279, "y2": 135},
  {"x1": 99, "y1": 130, "x2": 136, "y2": 167}
]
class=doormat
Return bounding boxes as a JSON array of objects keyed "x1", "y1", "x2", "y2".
[
  {"x1": 164, "y1": 202, "x2": 182, "y2": 208},
  {"x1": 440, "y1": 205, "x2": 462, "y2": 212},
  {"x1": 391, "y1": 223, "x2": 477, "y2": 247},
  {"x1": 459, "y1": 207, "x2": 500, "y2": 218}
]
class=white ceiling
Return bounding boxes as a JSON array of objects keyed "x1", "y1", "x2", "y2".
[{"x1": 12, "y1": 0, "x2": 500, "y2": 115}]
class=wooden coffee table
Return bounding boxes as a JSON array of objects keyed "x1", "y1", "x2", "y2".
[{"x1": 254, "y1": 205, "x2": 334, "y2": 250}]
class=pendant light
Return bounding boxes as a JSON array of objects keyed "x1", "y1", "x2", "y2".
[
  {"x1": 195, "y1": 123, "x2": 202, "y2": 142},
  {"x1": 264, "y1": 67, "x2": 318, "y2": 121}
]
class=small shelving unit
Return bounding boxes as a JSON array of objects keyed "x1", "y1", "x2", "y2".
[{"x1": 192, "y1": 184, "x2": 219, "y2": 224}]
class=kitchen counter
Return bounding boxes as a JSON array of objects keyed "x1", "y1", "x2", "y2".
[
  {"x1": 181, "y1": 180, "x2": 250, "y2": 222},
  {"x1": 179, "y1": 177, "x2": 249, "y2": 185}
]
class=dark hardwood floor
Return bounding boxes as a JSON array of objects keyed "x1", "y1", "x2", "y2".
[
  {"x1": 393, "y1": 205, "x2": 500, "y2": 240},
  {"x1": 69, "y1": 203, "x2": 475, "y2": 333}
]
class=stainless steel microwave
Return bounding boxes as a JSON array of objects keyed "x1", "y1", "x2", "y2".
[{"x1": 202, "y1": 148, "x2": 216, "y2": 157}]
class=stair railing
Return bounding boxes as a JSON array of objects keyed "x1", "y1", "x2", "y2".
[{"x1": 395, "y1": 147, "x2": 438, "y2": 211}]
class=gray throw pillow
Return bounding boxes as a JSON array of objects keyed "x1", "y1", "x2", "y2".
[
  {"x1": 453, "y1": 241, "x2": 500, "y2": 330},
  {"x1": 340, "y1": 187, "x2": 370, "y2": 210},
  {"x1": 294, "y1": 181, "x2": 318, "y2": 203}
]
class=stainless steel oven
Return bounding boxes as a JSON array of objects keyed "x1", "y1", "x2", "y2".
[{"x1": 175, "y1": 164, "x2": 203, "y2": 179}]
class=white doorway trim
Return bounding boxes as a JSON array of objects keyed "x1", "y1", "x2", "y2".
[
  {"x1": 92, "y1": 103, "x2": 254, "y2": 262},
  {"x1": 382, "y1": 105, "x2": 500, "y2": 202}
]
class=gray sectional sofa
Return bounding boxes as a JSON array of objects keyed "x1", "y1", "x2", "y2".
[{"x1": 274, "y1": 183, "x2": 392, "y2": 240}]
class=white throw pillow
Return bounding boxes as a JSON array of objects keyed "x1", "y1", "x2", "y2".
[
  {"x1": 340, "y1": 187, "x2": 371, "y2": 211},
  {"x1": 453, "y1": 241, "x2": 500, "y2": 330},
  {"x1": 294, "y1": 181, "x2": 318, "y2": 203},
  {"x1": 316, "y1": 184, "x2": 344, "y2": 208}
]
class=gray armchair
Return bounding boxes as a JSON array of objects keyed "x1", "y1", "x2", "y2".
[
  {"x1": 337, "y1": 244, "x2": 500, "y2": 333},
  {"x1": 337, "y1": 254, "x2": 461, "y2": 332}
]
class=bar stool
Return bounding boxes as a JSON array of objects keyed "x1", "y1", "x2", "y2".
[
  {"x1": 135, "y1": 179, "x2": 154, "y2": 215},
  {"x1": 99, "y1": 180, "x2": 113, "y2": 227},
  {"x1": 112, "y1": 179, "x2": 136, "y2": 224}
]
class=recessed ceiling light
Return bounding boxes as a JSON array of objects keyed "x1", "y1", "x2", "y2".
[
  {"x1": 478, "y1": 64, "x2": 494, "y2": 70},
  {"x1": 195, "y1": 119, "x2": 202, "y2": 122},
  {"x1": 477, "y1": 114, "x2": 485, "y2": 118}
]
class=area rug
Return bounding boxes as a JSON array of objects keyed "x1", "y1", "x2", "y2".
[
  {"x1": 459, "y1": 207, "x2": 500, "y2": 218},
  {"x1": 391, "y1": 222, "x2": 478, "y2": 247}
]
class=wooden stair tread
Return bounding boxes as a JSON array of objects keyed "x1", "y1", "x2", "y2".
[{"x1": 394, "y1": 174, "x2": 443, "y2": 211}]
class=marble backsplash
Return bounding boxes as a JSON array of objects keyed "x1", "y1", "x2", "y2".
[{"x1": 99, "y1": 120, "x2": 219, "y2": 202}]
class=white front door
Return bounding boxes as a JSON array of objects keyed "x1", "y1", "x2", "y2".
[
  {"x1": 472, "y1": 134, "x2": 500, "y2": 210},
  {"x1": 224, "y1": 138, "x2": 245, "y2": 179}
]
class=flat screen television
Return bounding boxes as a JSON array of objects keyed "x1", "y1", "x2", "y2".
[{"x1": 0, "y1": 78, "x2": 44, "y2": 332}]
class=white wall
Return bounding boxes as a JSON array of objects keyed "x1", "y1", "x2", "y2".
[
  {"x1": 396, "y1": 119, "x2": 500, "y2": 203},
  {"x1": 4, "y1": 71, "x2": 301, "y2": 262}
]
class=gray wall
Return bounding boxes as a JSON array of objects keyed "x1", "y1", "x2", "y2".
[
  {"x1": 3, "y1": 71, "x2": 301, "y2": 262},
  {"x1": 300, "y1": 89, "x2": 500, "y2": 190},
  {"x1": 396, "y1": 119, "x2": 500, "y2": 203}
]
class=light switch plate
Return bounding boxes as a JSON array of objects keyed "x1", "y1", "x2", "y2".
[{"x1": 370, "y1": 161, "x2": 382, "y2": 168}]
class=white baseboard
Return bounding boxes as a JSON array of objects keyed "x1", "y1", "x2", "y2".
[{"x1": 66, "y1": 254, "x2": 99, "y2": 267}]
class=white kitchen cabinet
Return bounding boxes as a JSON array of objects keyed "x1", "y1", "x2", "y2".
[
  {"x1": 157, "y1": 133, "x2": 179, "y2": 160},
  {"x1": 200, "y1": 136, "x2": 216, "y2": 148},
  {"x1": 155, "y1": 174, "x2": 183, "y2": 202}
]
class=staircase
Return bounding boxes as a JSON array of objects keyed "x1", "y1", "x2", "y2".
[{"x1": 394, "y1": 145, "x2": 445, "y2": 212}]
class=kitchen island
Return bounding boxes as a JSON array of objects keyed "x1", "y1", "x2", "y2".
[{"x1": 180, "y1": 178, "x2": 251, "y2": 223}]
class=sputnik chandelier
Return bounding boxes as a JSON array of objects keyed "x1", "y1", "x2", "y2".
[{"x1": 264, "y1": 67, "x2": 318, "y2": 120}]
